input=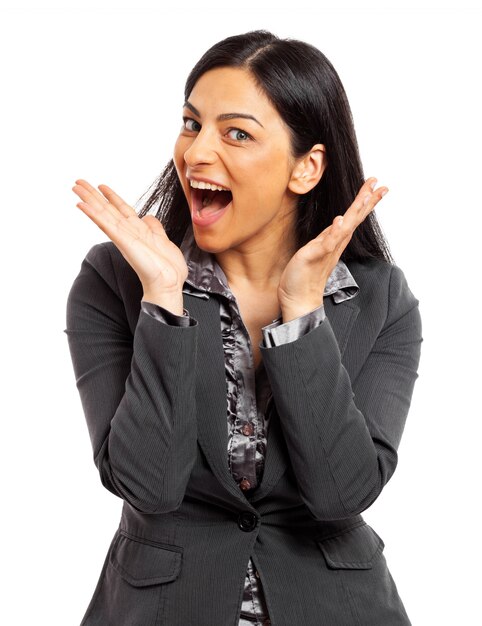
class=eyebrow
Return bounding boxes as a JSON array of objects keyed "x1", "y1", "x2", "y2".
[{"x1": 183, "y1": 100, "x2": 264, "y2": 128}]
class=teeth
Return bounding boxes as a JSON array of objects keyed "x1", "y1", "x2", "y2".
[{"x1": 189, "y1": 179, "x2": 230, "y2": 192}]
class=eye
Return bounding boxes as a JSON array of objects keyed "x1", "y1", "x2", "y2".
[
  {"x1": 182, "y1": 117, "x2": 201, "y2": 132},
  {"x1": 226, "y1": 128, "x2": 252, "y2": 142}
]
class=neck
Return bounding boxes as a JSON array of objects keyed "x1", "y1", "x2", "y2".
[{"x1": 215, "y1": 228, "x2": 297, "y2": 293}]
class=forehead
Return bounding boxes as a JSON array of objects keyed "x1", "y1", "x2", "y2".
[{"x1": 186, "y1": 67, "x2": 276, "y2": 119}]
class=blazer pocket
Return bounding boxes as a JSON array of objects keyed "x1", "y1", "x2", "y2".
[
  {"x1": 318, "y1": 523, "x2": 384, "y2": 570},
  {"x1": 109, "y1": 531, "x2": 183, "y2": 586}
]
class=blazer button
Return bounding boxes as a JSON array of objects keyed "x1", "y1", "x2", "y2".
[{"x1": 238, "y1": 512, "x2": 257, "y2": 532}]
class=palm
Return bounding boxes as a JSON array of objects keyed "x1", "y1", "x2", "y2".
[{"x1": 72, "y1": 180, "x2": 188, "y2": 293}]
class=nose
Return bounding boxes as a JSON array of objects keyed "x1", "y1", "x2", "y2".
[{"x1": 183, "y1": 127, "x2": 217, "y2": 167}]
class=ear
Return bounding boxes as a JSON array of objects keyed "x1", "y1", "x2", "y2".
[{"x1": 288, "y1": 144, "x2": 326, "y2": 195}]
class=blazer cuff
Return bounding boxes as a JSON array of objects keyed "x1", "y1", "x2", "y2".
[
  {"x1": 262, "y1": 304, "x2": 326, "y2": 347},
  {"x1": 141, "y1": 301, "x2": 195, "y2": 327}
]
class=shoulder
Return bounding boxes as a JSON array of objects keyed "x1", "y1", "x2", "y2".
[
  {"x1": 81, "y1": 241, "x2": 141, "y2": 298},
  {"x1": 346, "y1": 257, "x2": 421, "y2": 331},
  {"x1": 67, "y1": 241, "x2": 142, "y2": 333},
  {"x1": 347, "y1": 257, "x2": 403, "y2": 291},
  {"x1": 347, "y1": 257, "x2": 418, "y2": 301},
  {"x1": 82, "y1": 241, "x2": 138, "y2": 290}
]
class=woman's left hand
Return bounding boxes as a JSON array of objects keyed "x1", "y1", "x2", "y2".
[{"x1": 278, "y1": 178, "x2": 388, "y2": 322}]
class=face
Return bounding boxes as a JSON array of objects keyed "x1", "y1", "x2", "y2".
[{"x1": 173, "y1": 66, "x2": 301, "y2": 255}]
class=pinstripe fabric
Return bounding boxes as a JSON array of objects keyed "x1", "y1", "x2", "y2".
[{"x1": 65, "y1": 240, "x2": 422, "y2": 625}]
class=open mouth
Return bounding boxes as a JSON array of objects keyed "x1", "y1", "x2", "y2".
[{"x1": 190, "y1": 187, "x2": 233, "y2": 219}]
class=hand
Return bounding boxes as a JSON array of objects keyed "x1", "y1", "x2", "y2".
[
  {"x1": 72, "y1": 180, "x2": 188, "y2": 314},
  {"x1": 278, "y1": 178, "x2": 388, "y2": 322}
]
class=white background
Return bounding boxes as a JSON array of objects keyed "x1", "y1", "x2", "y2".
[{"x1": 1, "y1": 1, "x2": 481, "y2": 624}]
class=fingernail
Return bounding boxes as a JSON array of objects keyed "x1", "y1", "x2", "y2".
[
  {"x1": 364, "y1": 193, "x2": 371, "y2": 205},
  {"x1": 370, "y1": 179, "x2": 377, "y2": 190},
  {"x1": 381, "y1": 189, "x2": 388, "y2": 197}
]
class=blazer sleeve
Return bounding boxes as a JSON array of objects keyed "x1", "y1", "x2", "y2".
[
  {"x1": 260, "y1": 263, "x2": 423, "y2": 521},
  {"x1": 64, "y1": 243, "x2": 198, "y2": 514}
]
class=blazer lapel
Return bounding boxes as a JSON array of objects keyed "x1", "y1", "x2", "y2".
[
  {"x1": 250, "y1": 296, "x2": 360, "y2": 503},
  {"x1": 185, "y1": 294, "x2": 250, "y2": 504},
  {"x1": 248, "y1": 403, "x2": 288, "y2": 503},
  {"x1": 323, "y1": 296, "x2": 360, "y2": 359},
  {"x1": 185, "y1": 293, "x2": 360, "y2": 506}
]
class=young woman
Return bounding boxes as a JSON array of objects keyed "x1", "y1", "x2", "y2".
[{"x1": 67, "y1": 30, "x2": 422, "y2": 626}]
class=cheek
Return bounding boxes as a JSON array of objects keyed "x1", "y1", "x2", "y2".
[
  {"x1": 172, "y1": 139, "x2": 191, "y2": 202},
  {"x1": 173, "y1": 137, "x2": 183, "y2": 172},
  {"x1": 251, "y1": 148, "x2": 291, "y2": 193},
  {"x1": 173, "y1": 135, "x2": 192, "y2": 173},
  {"x1": 232, "y1": 165, "x2": 287, "y2": 215},
  {"x1": 246, "y1": 169, "x2": 288, "y2": 207}
]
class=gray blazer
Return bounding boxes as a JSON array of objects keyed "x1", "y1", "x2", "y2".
[{"x1": 65, "y1": 241, "x2": 422, "y2": 626}]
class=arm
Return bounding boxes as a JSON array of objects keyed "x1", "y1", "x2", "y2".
[
  {"x1": 261, "y1": 264, "x2": 422, "y2": 521},
  {"x1": 65, "y1": 243, "x2": 198, "y2": 514}
]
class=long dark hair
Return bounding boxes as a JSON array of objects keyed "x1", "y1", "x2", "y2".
[{"x1": 137, "y1": 30, "x2": 392, "y2": 263}]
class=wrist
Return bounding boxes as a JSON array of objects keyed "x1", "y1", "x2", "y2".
[
  {"x1": 280, "y1": 299, "x2": 324, "y2": 324},
  {"x1": 141, "y1": 290, "x2": 184, "y2": 316}
]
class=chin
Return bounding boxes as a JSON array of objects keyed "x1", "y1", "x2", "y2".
[{"x1": 191, "y1": 229, "x2": 229, "y2": 255}]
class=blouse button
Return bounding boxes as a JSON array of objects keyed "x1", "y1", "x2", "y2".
[
  {"x1": 241, "y1": 423, "x2": 254, "y2": 436},
  {"x1": 239, "y1": 478, "x2": 251, "y2": 491}
]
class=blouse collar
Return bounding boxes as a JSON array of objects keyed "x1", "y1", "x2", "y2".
[{"x1": 180, "y1": 225, "x2": 359, "y2": 304}]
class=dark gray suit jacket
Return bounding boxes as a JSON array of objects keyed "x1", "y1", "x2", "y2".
[{"x1": 65, "y1": 241, "x2": 422, "y2": 626}]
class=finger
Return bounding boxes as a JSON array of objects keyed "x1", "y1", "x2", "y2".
[
  {"x1": 72, "y1": 181, "x2": 122, "y2": 222},
  {"x1": 76, "y1": 199, "x2": 152, "y2": 258},
  {"x1": 313, "y1": 214, "x2": 348, "y2": 244},
  {"x1": 361, "y1": 186, "x2": 388, "y2": 220},
  {"x1": 307, "y1": 220, "x2": 346, "y2": 260},
  {"x1": 72, "y1": 185, "x2": 146, "y2": 247},
  {"x1": 74, "y1": 185, "x2": 146, "y2": 242},
  {"x1": 360, "y1": 178, "x2": 389, "y2": 211},
  {"x1": 75, "y1": 199, "x2": 122, "y2": 240},
  {"x1": 333, "y1": 216, "x2": 355, "y2": 253},
  {"x1": 343, "y1": 180, "x2": 389, "y2": 231},
  {"x1": 326, "y1": 215, "x2": 353, "y2": 254},
  {"x1": 74, "y1": 179, "x2": 115, "y2": 208},
  {"x1": 73, "y1": 179, "x2": 136, "y2": 221},
  {"x1": 97, "y1": 184, "x2": 138, "y2": 218},
  {"x1": 362, "y1": 178, "x2": 388, "y2": 210}
]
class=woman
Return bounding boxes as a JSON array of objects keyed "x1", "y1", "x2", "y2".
[{"x1": 67, "y1": 30, "x2": 422, "y2": 626}]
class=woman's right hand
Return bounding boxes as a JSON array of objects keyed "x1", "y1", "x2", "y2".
[{"x1": 72, "y1": 179, "x2": 188, "y2": 314}]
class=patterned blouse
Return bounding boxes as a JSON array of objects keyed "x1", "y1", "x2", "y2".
[{"x1": 141, "y1": 226, "x2": 360, "y2": 626}]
